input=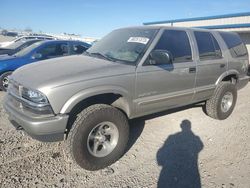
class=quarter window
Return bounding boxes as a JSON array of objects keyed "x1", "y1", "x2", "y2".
[
  {"x1": 154, "y1": 30, "x2": 192, "y2": 63},
  {"x1": 219, "y1": 32, "x2": 248, "y2": 58},
  {"x1": 194, "y1": 31, "x2": 222, "y2": 60},
  {"x1": 72, "y1": 44, "x2": 88, "y2": 54}
]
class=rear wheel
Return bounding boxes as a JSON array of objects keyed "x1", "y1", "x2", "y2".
[
  {"x1": 0, "y1": 71, "x2": 12, "y2": 91},
  {"x1": 66, "y1": 104, "x2": 129, "y2": 170},
  {"x1": 205, "y1": 82, "x2": 237, "y2": 120}
]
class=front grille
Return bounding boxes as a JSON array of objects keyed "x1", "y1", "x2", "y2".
[
  {"x1": 8, "y1": 79, "x2": 21, "y2": 97},
  {"x1": 7, "y1": 94, "x2": 23, "y2": 112},
  {"x1": 7, "y1": 93, "x2": 54, "y2": 118}
]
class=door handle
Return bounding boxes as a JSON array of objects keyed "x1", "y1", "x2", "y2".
[
  {"x1": 220, "y1": 63, "x2": 226, "y2": 68},
  {"x1": 189, "y1": 67, "x2": 196, "y2": 73}
]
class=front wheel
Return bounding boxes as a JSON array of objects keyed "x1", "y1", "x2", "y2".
[
  {"x1": 0, "y1": 71, "x2": 12, "y2": 91},
  {"x1": 66, "y1": 104, "x2": 129, "y2": 170},
  {"x1": 205, "y1": 82, "x2": 237, "y2": 120}
]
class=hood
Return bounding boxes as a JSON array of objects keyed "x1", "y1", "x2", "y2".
[{"x1": 11, "y1": 55, "x2": 135, "y2": 91}]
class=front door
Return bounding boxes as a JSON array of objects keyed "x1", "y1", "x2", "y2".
[{"x1": 135, "y1": 29, "x2": 196, "y2": 116}]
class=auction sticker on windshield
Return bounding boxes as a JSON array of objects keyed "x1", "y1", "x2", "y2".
[{"x1": 127, "y1": 37, "x2": 149, "y2": 45}]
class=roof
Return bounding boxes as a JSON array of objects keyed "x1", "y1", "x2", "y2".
[
  {"x1": 143, "y1": 12, "x2": 250, "y2": 25},
  {"x1": 39, "y1": 39, "x2": 90, "y2": 46},
  {"x1": 116, "y1": 25, "x2": 231, "y2": 34}
]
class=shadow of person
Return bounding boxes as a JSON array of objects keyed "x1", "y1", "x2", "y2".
[{"x1": 157, "y1": 120, "x2": 203, "y2": 188}]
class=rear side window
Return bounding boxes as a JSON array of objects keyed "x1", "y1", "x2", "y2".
[
  {"x1": 194, "y1": 31, "x2": 222, "y2": 60},
  {"x1": 219, "y1": 32, "x2": 248, "y2": 58},
  {"x1": 154, "y1": 30, "x2": 192, "y2": 63},
  {"x1": 37, "y1": 43, "x2": 69, "y2": 59},
  {"x1": 72, "y1": 44, "x2": 88, "y2": 54}
]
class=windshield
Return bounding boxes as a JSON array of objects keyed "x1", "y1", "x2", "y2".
[
  {"x1": 5, "y1": 40, "x2": 27, "y2": 49},
  {"x1": 14, "y1": 41, "x2": 43, "y2": 57},
  {"x1": 86, "y1": 28, "x2": 158, "y2": 64},
  {"x1": 13, "y1": 37, "x2": 26, "y2": 42}
]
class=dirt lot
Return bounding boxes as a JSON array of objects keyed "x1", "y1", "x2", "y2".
[{"x1": 0, "y1": 83, "x2": 250, "y2": 187}]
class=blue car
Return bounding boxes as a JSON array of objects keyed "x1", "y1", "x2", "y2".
[{"x1": 0, "y1": 40, "x2": 91, "y2": 91}]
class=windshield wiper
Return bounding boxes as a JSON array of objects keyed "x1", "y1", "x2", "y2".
[
  {"x1": 86, "y1": 52, "x2": 116, "y2": 62},
  {"x1": 83, "y1": 51, "x2": 91, "y2": 56}
]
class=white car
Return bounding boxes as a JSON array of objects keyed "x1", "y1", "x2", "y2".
[{"x1": 0, "y1": 36, "x2": 55, "y2": 47}]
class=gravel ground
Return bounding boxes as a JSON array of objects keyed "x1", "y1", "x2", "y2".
[{"x1": 0, "y1": 83, "x2": 250, "y2": 188}]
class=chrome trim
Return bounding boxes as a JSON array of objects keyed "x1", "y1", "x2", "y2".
[
  {"x1": 194, "y1": 85, "x2": 216, "y2": 93},
  {"x1": 137, "y1": 89, "x2": 194, "y2": 106}
]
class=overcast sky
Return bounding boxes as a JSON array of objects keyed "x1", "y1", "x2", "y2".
[{"x1": 1, "y1": 0, "x2": 250, "y2": 38}]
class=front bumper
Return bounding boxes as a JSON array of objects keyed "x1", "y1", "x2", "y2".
[
  {"x1": 237, "y1": 75, "x2": 249, "y2": 90},
  {"x1": 4, "y1": 96, "x2": 69, "y2": 142}
]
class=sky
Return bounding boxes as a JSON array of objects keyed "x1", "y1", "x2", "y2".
[{"x1": 1, "y1": 0, "x2": 250, "y2": 38}]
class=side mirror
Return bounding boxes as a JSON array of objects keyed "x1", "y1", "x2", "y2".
[
  {"x1": 149, "y1": 50, "x2": 173, "y2": 65},
  {"x1": 32, "y1": 53, "x2": 42, "y2": 59}
]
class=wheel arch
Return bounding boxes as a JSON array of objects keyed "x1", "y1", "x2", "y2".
[
  {"x1": 60, "y1": 86, "x2": 133, "y2": 118},
  {"x1": 215, "y1": 70, "x2": 239, "y2": 85}
]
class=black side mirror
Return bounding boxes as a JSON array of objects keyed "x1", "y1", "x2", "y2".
[
  {"x1": 32, "y1": 53, "x2": 42, "y2": 59},
  {"x1": 149, "y1": 50, "x2": 173, "y2": 65}
]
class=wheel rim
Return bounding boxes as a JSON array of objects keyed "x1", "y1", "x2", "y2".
[
  {"x1": 221, "y1": 92, "x2": 233, "y2": 113},
  {"x1": 87, "y1": 121, "x2": 119, "y2": 158},
  {"x1": 2, "y1": 76, "x2": 9, "y2": 90}
]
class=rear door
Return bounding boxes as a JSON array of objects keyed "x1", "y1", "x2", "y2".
[
  {"x1": 192, "y1": 31, "x2": 227, "y2": 102},
  {"x1": 135, "y1": 29, "x2": 196, "y2": 116}
]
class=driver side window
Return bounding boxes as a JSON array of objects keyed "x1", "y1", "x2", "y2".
[
  {"x1": 36, "y1": 43, "x2": 69, "y2": 59},
  {"x1": 153, "y1": 30, "x2": 192, "y2": 63}
]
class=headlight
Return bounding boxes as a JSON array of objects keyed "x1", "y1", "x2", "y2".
[
  {"x1": 20, "y1": 87, "x2": 54, "y2": 116},
  {"x1": 21, "y1": 87, "x2": 48, "y2": 104},
  {"x1": 7, "y1": 81, "x2": 54, "y2": 117}
]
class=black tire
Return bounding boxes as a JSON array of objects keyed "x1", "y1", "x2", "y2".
[
  {"x1": 205, "y1": 82, "x2": 237, "y2": 120},
  {"x1": 66, "y1": 104, "x2": 129, "y2": 171},
  {"x1": 0, "y1": 71, "x2": 12, "y2": 91}
]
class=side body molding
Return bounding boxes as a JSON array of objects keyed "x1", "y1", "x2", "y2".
[{"x1": 59, "y1": 85, "x2": 133, "y2": 117}]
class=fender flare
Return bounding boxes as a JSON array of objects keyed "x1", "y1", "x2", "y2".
[
  {"x1": 215, "y1": 70, "x2": 239, "y2": 85},
  {"x1": 60, "y1": 85, "x2": 133, "y2": 117}
]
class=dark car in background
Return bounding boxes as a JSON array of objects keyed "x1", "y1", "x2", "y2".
[
  {"x1": 0, "y1": 40, "x2": 91, "y2": 90},
  {"x1": 3, "y1": 31, "x2": 18, "y2": 37},
  {"x1": 0, "y1": 39, "x2": 42, "y2": 55}
]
